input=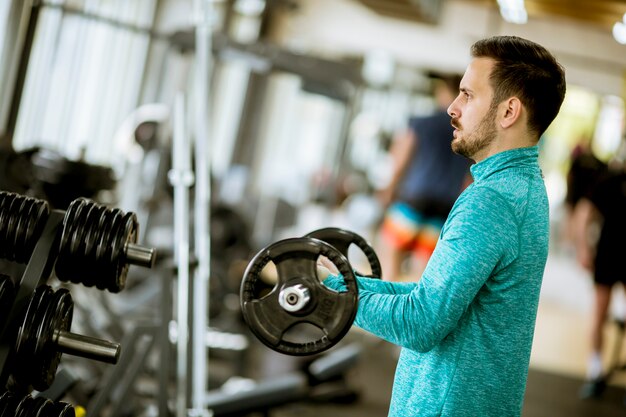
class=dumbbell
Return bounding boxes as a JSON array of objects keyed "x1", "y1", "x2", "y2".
[
  {"x1": 54, "y1": 197, "x2": 156, "y2": 292},
  {"x1": 10, "y1": 284, "x2": 120, "y2": 392},
  {"x1": 0, "y1": 191, "x2": 156, "y2": 292}
]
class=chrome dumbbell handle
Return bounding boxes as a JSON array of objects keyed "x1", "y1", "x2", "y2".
[
  {"x1": 53, "y1": 330, "x2": 121, "y2": 364},
  {"x1": 125, "y1": 243, "x2": 156, "y2": 269}
]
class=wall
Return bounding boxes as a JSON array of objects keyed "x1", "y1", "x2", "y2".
[{"x1": 271, "y1": 0, "x2": 626, "y2": 98}]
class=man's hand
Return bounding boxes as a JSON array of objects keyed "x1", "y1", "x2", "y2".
[{"x1": 316, "y1": 256, "x2": 339, "y2": 281}]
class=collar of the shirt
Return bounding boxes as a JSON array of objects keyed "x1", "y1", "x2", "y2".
[{"x1": 470, "y1": 145, "x2": 539, "y2": 182}]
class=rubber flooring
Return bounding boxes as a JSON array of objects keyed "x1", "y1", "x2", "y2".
[{"x1": 256, "y1": 339, "x2": 626, "y2": 417}]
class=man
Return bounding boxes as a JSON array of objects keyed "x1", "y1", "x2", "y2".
[
  {"x1": 323, "y1": 35, "x2": 566, "y2": 416},
  {"x1": 572, "y1": 143, "x2": 626, "y2": 399},
  {"x1": 377, "y1": 74, "x2": 471, "y2": 281}
]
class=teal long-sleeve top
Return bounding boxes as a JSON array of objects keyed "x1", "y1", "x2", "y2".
[{"x1": 325, "y1": 146, "x2": 549, "y2": 417}]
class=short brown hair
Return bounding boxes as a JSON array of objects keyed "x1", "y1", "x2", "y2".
[{"x1": 471, "y1": 36, "x2": 566, "y2": 138}]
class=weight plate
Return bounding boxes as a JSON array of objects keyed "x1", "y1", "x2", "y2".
[
  {"x1": 33, "y1": 288, "x2": 73, "y2": 391},
  {"x1": 81, "y1": 204, "x2": 107, "y2": 288},
  {"x1": 0, "y1": 391, "x2": 20, "y2": 417},
  {"x1": 50, "y1": 401, "x2": 75, "y2": 417},
  {"x1": 30, "y1": 396, "x2": 51, "y2": 417},
  {"x1": 240, "y1": 237, "x2": 358, "y2": 356},
  {"x1": 305, "y1": 227, "x2": 382, "y2": 278},
  {"x1": 0, "y1": 275, "x2": 14, "y2": 321},
  {"x1": 56, "y1": 198, "x2": 137, "y2": 292},
  {"x1": 14, "y1": 394, "x2": 35, "y2": 417},
  {"x1": 56, "y1": 198, "x2": 83, "y2": 282},
  {"x1": 14, "y1": 286, "x2": 48, "y2": 388}
]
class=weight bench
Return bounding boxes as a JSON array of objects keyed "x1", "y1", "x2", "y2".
[{"x1": 204, "y1": 343, "x2": 362, "y2": 416}]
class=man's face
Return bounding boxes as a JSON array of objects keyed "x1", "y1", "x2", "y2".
[{"x1": 447, "y1": 57, "x2": 499, "y2": 161}]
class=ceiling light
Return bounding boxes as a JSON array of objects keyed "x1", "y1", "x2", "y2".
[
  {"x1": 613, "y1": 21, "x2": 626, "y2": 45},
  {"x1": 497, "y1": 0, "x2": 528, "y2": 24}
]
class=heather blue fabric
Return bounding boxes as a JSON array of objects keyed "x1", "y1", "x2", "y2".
[{"x1": 325, "y1": 146, "x2": 549, "y2": 416}]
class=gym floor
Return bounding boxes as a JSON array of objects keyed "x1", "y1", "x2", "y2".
[{"x1": 244, "y1": 333, "x2": 626, "y2": 417}]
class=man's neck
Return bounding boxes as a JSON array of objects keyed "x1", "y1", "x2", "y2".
[{"x1": 473, "y1": 135, "x2": 537, "y2": 163}]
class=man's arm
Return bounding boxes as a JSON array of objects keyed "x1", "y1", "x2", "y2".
[
  {"x1": 325, "y1": 274, "x2": 417, "y2": 294},
  {"x1": 571, "y1": 197, "x2": 602, "y2": 271},
  {"x1": 348, "y1": 188, "x2": 519, "y2": 351},
  {"x1": 377, "y1": 128, "x2": 417, "y2": 207}
]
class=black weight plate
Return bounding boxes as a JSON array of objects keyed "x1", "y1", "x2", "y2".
[
  {"x1": 25, "y1": 286, "x2": 57, "y2": 391},
  {"x1": 20, "y1": 198, "x2": 45, "y2": 260},
  {"x1": 92, "y1": 207, "x2": 115, "y2": 290},
  {"x1": 0, "y1": 275, "x2": 15, "y2": 318},
  {"x1": 13, "y1": 286, "x2": 49, "y2": 388},
  {"x1": 56, "y1": 199, "x2": 84, "y2": 282},
  {"x1": 0, "y1": 195, "x2": 12, "y2": 260},
  {"x1": 10, "y1": 197, "x2": 29, "y2": 262},
  {"x1": 99, "y1": 209, "x2": 124, "y2": 291},
  {"x1": 23, "y1": 198, "x2": 50, "y2": 257},
  {"x1": 50, "y1": 401, "x2": 75, "y2": 417},
  {"x1": 34, "y1": 288, "x2": 73, "y2": 391},
  {"x1": 305, "y1": 227, "x2": 382, "y2": 279},
  {"x1": 68, "y1": 200, "x2": 95, "y2": 277},
  {"x1": 32, "y1": 288, "x2": 59, "y2": 390},
  {"x1": 72, "y1": 200, "x2": 106, "y2": 288},
  {"x1": 4, "y1": 195, "x2": 22, "y2": 262},
  {"x1": 93, "y1": 209, "x2": 118, "y2": 290},
  {"x1": 31, "y1": 396, "x2": 51, "y2": 417},
  {"x1": 107, "y1": 210, "x2": 136, "y2": 292},
  {"x1": 0, "y1": 391, "x2": 20, "y2": 417},
  {"x1": 81, "y1": 204, "x2": 108, "y2": 288},
  {"x1": 87, "y1": 208, "x2": 106, "y2": 288},
  {"x1": 14, "y1": 394, "x2": 35, "y2": 417},
  {"x1": 240, "y1": 237, "x2": 358, "y2": 356},
  {"x1": 72, "y1": 200, "x2": 103, "y2": 288}
]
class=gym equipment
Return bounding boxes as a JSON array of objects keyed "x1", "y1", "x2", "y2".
[
  {"x1": 0, "y1": 192, "x2": 155, "y2": 292},
  {"x1": 0, "y1": 148, "x2": 39, "y2": 196},
  {"x1": 0, "y1": 190, "x2": 155, "y2": 395},
  {"x1": 304, "y1": 227, "x2": 382, "y2": 278},
  {"x1": 13, "y1": 285, "x2": 120, "y2": 391},
  {"x1": 31, "y1": 149, "x2": 116, "y2": 210},
  {"x1": 0, "y1": 391, "x2": 75, "y2": 417},
  {"x1": 240, "y1": 238, "x2": 358, "y2": 356},
  {"x1": 55, "y1": 197, "x2": 155, "y2": 293},
  {"x1": 204, "y1": 343, "x2": 362, "y2": 416},
  {"x1": 0, "y1": 191, "x2": 50, "y2": 264}
]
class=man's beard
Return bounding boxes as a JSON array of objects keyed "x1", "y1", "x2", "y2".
[{"x1": 451, "y1": 103, "x2": 498, "y2": 160}]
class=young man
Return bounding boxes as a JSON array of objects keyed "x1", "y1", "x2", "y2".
[{"x1": 323, "y1": 35, "x2": 566, "y2": 416}]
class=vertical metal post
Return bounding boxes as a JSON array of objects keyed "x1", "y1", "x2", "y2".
[
  {"x1": 191, "y1": 0, "x2": 213, "y2": 416},
  {"x1": 170, "y1": 92, "x2": 193, "y2": 417},
  {"x1": 0, "y1": 0, "x2": 41, "y2": 148},
  {"x1": 159, "y1": 265, "x2": 172, "y2": 417}
]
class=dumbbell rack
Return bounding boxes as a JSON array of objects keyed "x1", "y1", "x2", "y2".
[{"x1": 0, "y1": 191, "x2": 156, "y2": 416}]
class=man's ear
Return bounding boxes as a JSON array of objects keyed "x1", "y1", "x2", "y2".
[{"x1": 500, "y1": 97, "x2": 523, "y2": 129}]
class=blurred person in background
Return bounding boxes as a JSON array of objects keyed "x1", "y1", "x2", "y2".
[
  {"x1": 563, "y1": 138, "x2": 607, "y2": 244},
  {"x1": 573, "y1": 136, "x2": 626, "y2": 399},
  {"x1": 377, "y1": 74, "x2": 471, "y2": 281}
]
